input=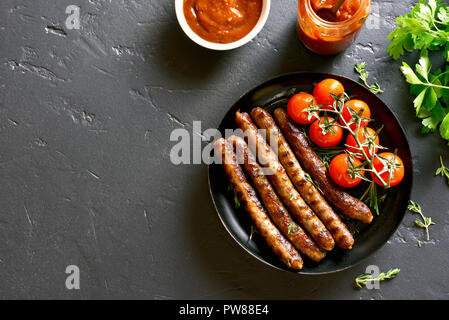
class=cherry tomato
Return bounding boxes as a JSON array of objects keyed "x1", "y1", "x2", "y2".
[
  {"x1": 309, "y1": 117, "x2": 343, "y2": 148},
  {"x1": 370, "y1": 152, "x2": 405, "y2": 187},
  {"x1": 287, "y1": 93, "x2": 318, "y2": 125},
  {"x1": 329, "y1": 153, "x2": 365, "y2": 188},
  {"x1": 313, "y1": 79, "x2": 345, "y2": 110},
  {"x1": 340, "y1": 99, "x2": 371, "y2": 130},
  {"x1": 346, "y1": 127, "x2": 379, "y2": 160}
]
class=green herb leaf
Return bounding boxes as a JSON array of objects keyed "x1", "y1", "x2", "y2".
[
  {"x1": 400, "y1": 53, "x2": 449, "y2": 143},
  {"x1": 355, "y1": 268, "x2": 400, "y2": 288},
  {"x1": 304, "y1": 172, "x2": 324, "y2": 195},
  {"x1": 288, "y1": 223, "x2": 296, "y2": 235},
  {"x1": 313, "y1": 146, "x2": 344, "y2": 168},
  {"x1": 408, "y1": 200, "x2": 435, "y2": 241},
  {"x1": 415, "y1": 219, "x2": 426, "y2": 228},
  {"x1": 360, "y1": 181, "x2": 386, "y2": 215},
  {"x1": 389, "y1": 1, "x2": 449, "y2": 143},
  {"x1": 440, "y1": 112, "x2": 449, "y2": 141},
  {"x1": 228, "y1": 184, "x2": 242, "y2": 209},
  {"x1": 234, "y1": 192, "x2": 241, "y2": 209},
  {"x1": 401, "y1": 62, "x2": 424, "y2": 85},
  {"x1": 436, "y1": 155, "x2": 449, "y2": 184},
  {"x1": 249, "y1": 225, "x2": 257, "y2": 240},
  {"x1": 387, "y1": 0, "x2": 449, "y2": 60},
  {"x1": 354, "y1": 62, "x2": 384, "y2": 94},
  {"x1": 287, "y1": 88, "x2": 297, "y2": 98}
]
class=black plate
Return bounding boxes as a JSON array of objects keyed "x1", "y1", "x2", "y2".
[{"x1": 208, "y1": 72, "x2": 413, "y2": 274}]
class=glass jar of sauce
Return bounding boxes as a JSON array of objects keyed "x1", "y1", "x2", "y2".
[{"x1": 297, "y1": 0, "x2": 371, "y2": 55}]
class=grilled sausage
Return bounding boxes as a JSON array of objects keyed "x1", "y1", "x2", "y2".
[
  {"x1": 214, "y1": 138, "x2": 303, "y2": 269},
  {"x1": 273, "y1": 108, "x2": 373, "y2": 224},
  {"x1": 235, "y1": 111, "x2": 335, "y2": 251},
  {"x1": 251, "y1": 107, "x2": 354, "y2": 250},
  {"x1": 228, "y1": 135, "x2": 326, "y2": 261}
]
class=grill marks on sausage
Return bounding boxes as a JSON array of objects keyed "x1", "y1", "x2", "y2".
[
  {"x1": 235, "y1": 111, "x2": 335, "y2": 251},
  {"x1": 214, "y1": 138, "x2": 303, "y2": 269},
  {"x1": 251, "y1": 107, "x2": 354, "y2": 249},
  {"x1": 228, "y1": 135, "x2": 326, "y2": 262},
  {"x1": 273, "y1": 107, "x2": 373, "y2": 224},
  {"x1": 216, "y1": 105, "x2": 376, "y2": 265}
]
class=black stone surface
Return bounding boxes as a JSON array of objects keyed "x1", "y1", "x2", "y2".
[{"x1": 0, "y1": 0, "x2": 448, "y2": 299}]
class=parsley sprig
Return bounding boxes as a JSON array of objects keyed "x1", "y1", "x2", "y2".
[
  {"x1": 388, "y1": 1, "x2": 449, "y2": 145},
  {"x1": 436, "y1": 155, "x2": 449, "y2": 184},
  {"x1": 408, "y1": 200, "x2": 435, "y2": 241},
  {"x1": 400, "y1": 54, "x2": 449, "y2": 142},
  {"x1": 355, "y1": 62, "x2": 384, "y2": 94},
  {"x1": 355, "y1": 268, "x2": 400, "y2": 288},
  {"x1": 387, "y1": 0, "x2": 449, "y2": 61}
]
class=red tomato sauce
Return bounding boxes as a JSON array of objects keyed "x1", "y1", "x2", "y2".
[
  {"x1": 297, "y1": 0, "x2": 370, "y2": 55},
  {"x1": 311, "y1": 0, "x2": 361, "y2": 22},
  {"x1": 183, "y1": 0, "x2": 263, "y2": 44}
]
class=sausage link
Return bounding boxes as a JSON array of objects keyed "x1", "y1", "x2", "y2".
[
  {"x1": 228, "y1": 135, "x2": 326, "y2": 262},
  {"x1": 235, "y1": 111, "x2": 335, "y2": 251},
  {"x1": 251, "y1": 107, "x2": 354, "y2": 250},
  {"x1": 214, "y1": 138, "x2": 303, "y2": 269},
  {"x1": 273, "y1": 108, "x2": 373, "y2": 224}
]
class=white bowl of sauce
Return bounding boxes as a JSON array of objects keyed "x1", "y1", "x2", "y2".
[{"x1": 175, "y1": 0, "x2": 271, "y2": 50}]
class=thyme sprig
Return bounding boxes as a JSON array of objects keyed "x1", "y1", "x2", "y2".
[
  {"x1": 355, "y1": 62, "x2": 384, "y2": 94},
  {"x1": 355, "y1": 268, "x2": 400, "y2": 288},
  {"x1": 408, "y1": 200, "x2": 435, "y2": 241},
  {"x1": 436, "y1": 155, "x2": 449, "y2": 185}
]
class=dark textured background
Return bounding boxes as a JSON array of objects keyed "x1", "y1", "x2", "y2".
[{"x1": 0, "y1": 0, "x2": 448, "y2": 299}]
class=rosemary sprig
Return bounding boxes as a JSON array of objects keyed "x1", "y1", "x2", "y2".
[
  {"x1": 407, "y1": 200, "x2": 435, "y2": 241},
  {"x1": 313, "y1": 146, "x2": 344, "y2": 168},
  {"x1": 287, "y1": 88, "x2": 297, "y2": 98},
  {"x1": 234, "y1": 193, "x2": 241, "y2": 209},
  {"x1": 436, "y1": 155, "x2": 449, "y2": 185},
  {"x1": 355, "y1": 268, "x2": 400, "y2": 288},
  {"x1": 228, "y1": 183, "x2": 241, "y2": 209},
  {"x1": 355, "y1": 62, "x2": 384, "y2": 94},
  {"x1": 304, "y1": 172, "x2": 324, "y2": 195},
  {"x1": 360, "y1": 181, "x2": 386, "y2": 215}
]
